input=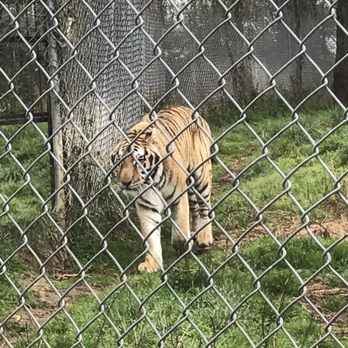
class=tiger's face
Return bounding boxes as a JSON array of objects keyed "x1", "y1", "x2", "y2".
[{"x1": 111, "y1": 130, "x2": 162, "y2": 193}]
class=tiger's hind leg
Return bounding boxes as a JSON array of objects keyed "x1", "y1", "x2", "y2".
[
  {"x1": 170, "y1": 193, "x2": 193, "y2": 255},
  {"x1": 195, "y1": 194, "x2": 213, "y2": 248},
  {"x1": 191, "y1": 169, "x2": 213, "y2": 248},
  {"x1": 188, "y1": 189, "x2": 199, "y2": 234}
]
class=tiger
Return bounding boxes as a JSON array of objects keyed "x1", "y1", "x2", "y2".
[{"x1": 111, "y1": 106, "x2": 213, "y2": 272}]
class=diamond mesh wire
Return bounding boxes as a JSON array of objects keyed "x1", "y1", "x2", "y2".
[{"x1": 1, "y1": 0, "x2": 348, "y2": 347}]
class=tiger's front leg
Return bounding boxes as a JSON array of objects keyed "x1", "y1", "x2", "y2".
[
  {"x1": 136, "y1": 203, "x2": 163, "y2": 272},
  {"x1": 170, "y1": 193, "x2": 193, "y2": 255}
]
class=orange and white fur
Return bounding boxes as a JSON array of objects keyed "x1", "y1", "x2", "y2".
[{"x1": 111, "y1": 107, "x2": 213, "y2": 272}]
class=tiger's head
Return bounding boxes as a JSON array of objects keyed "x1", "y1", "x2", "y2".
[{"x1": 111, "y1": 123, "x2": 163, "y2": 192}]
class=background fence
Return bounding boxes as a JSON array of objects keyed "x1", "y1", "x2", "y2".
[{"x1": 1, "y1": 0, "x2": 348, "y2": 347}]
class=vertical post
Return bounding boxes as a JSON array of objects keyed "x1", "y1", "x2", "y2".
[
  {"x1": 47, "y1": 0, "x2": 66, "y2": 229},
  {"x1": 333, "y1": 0, "x2": 348, "y2": 104},
  {"x1": 292, "y1": 0, "x2": 303, "y2": 100}
]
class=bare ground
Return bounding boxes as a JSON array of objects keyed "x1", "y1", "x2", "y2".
[
  {"x1": 300, "y1": 282, "x2": 348, "y2": 338},
  {"x1": 213, "y1": 217, "x2": 348, "y2": 248}
]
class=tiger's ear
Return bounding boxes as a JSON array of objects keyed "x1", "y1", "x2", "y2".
[{"x1": 149, "y1": 127, "x2": 159, "y2": 144}]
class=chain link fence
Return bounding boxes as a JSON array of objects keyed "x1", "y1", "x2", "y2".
[
  {"x1": 0, "y1": 1, "x2": 49, "y2": 125},
  {"x1": 1, "y1": 0, "x2": 348, "y2": 347}
]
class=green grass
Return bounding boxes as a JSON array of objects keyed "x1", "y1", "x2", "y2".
[
  {"x1": 208, "y1": 106, "x2": 348, "y2": 232},
  {"x1": 2, "y1": 236, "x2": 348, "y2": 347},
  {"x1": 0, "y1": 122, "x2": 50, "y2": 226},
  {"x1": 2, "y1": 106, "x2": 348, "y2": 347}
]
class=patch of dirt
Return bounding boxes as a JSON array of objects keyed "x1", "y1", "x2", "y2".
[
  {"x1": 300, "y1": 282, "x2": 348, "y2": 337},
  {"x1": 213, "y1": 225, "x2": 268, "y2": 249},
  {"x1": 212, "y1": 154, "x2": 263, "y2": 188},
  {"x1": 212, "y1": 175, "x2": 231, "y2": 191},
  {"x1": 4, "y1": 277, "x2": 105, "y2": 331},
  {"x1": 276, "y1": 218, "x2": 348, "y2": 240},
  {"x1": 305, "y1": 220, "x2": 348, "y2": 239},
  {"x1": 213, "y1": 217, "x2": 348, "y2": 249}
]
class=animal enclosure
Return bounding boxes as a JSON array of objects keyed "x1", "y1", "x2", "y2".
[{"x1": 1, "y1": 0, "x2": 348, "y2": 347}]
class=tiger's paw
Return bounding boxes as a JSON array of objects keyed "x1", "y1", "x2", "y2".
[
  {"x1": 137, "y1": 256, "x2": 161, "y2": 273},
  {"x1": 195, "y1": 231, "x2": 213, "y2": 248}
]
